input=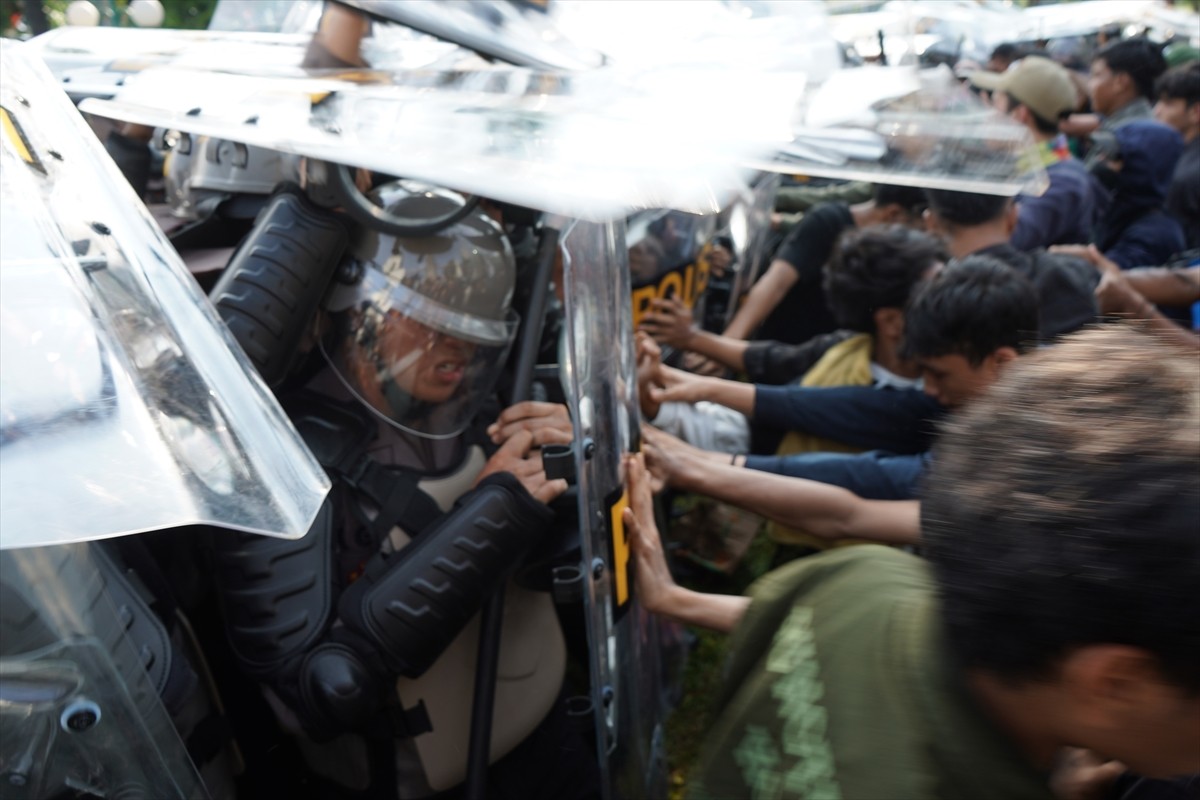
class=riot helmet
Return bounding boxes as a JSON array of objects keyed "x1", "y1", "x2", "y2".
[
  {"x1": 321, "y1": 182, "x2": 519, "y2": 439},
  {"x1": 162, "y1": 132, "x2": 296, "y2": 220}
]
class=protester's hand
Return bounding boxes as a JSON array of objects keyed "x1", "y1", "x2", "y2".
[
  {"x1": 622, "y1": 453, "x2": 678, "y2": 616},
  {"x1": 487, "y1": 402, "x2": 573, "y2": 448},
  {"x1": 682, "y1": 351, "x2": 726, "y2": 377},
  {"x1": 648, "y1": 364, "x2": 712, "y2": 405},
  {"x1": 1050, "y1": 243, "x2": 1119, "y2": 276},
  {"x1": 636, "y1": 332, "x2": 665, "y2": 421},
  {"x1": 708, "y1": 242, "x2": 733, "y2": 275},
  {"x1": 1051, "y1": 244, "x2": 1145, "y2": 316},
  {"x1": 1050, "y1": 748, "x2": 1126, "y2": 800},
  {"x1": 641, "y1": 424, "x2": 718, "y2": 491},
  {"x1": 639, "y1": 296, "x2": 697, "y2": 350},
  {"x1": 475, "y1": 429, "x2": 568, "y2": 504}
]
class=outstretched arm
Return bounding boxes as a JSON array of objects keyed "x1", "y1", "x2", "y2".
[
  {"x1": 643, "y1": 426, "x2": 921, "y2": 545},
  {"x1": 650, "y1": 365, "x2": 757, "y2": 417},
  {"x1": 638, "y1": 296, "x2": 753, "y2": 373},
  {"x1": 623, "y1": 453, "x2": 750, "y2": 633},
  {"x1": 722, "y1": 259, "x2": 799, "y2": 340}
]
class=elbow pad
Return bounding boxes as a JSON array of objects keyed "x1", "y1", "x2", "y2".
[{"x1": 337, "y1": 473, "x2": 554, "y2": 679}]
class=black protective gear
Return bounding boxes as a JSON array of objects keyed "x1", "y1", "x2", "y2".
[
  {"x1": 297, "y1": 642, "x2": 384, "y2": 733},
  {"x1": 338, "y1": 472, "x2": 555, "y2": 679},
  {"x1": 210, "y1": 189, "x2": 349, "y2": 388}
]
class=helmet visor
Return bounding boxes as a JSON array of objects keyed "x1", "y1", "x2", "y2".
[
  {"x1": 325, "y1": 262, "x2": 514, "y2": 346},
  {"x1": 321, "y1": 297, "x2": 519, "y2": 439}
]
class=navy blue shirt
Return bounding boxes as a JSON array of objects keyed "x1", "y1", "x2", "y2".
[{"x1": 745, "y1": 449, "x2": 930, "y2": 500}]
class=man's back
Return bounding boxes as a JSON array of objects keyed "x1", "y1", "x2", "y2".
[{"x1": 689, "y1": 547, "x2": 1054, "y2": 800}]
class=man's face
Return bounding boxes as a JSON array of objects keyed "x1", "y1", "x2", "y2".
[
  {"x1": 918, "y1": 352, "x2": 1002, "y2": 408},
  {"x1": 1153, "y1": 96, "x2": 1197, "y2": 138},
  {"x1": 377, "y1": 313, "x2": 475, "y2": 404},
  {"x1": 1088, "y1": 58, "x2": 1125, "y2": 116}
]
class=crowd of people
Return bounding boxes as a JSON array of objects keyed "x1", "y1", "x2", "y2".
[
  {"x1": 52, "y1": 4, "x2": 1200, "y2": 798},
  {"x1": 628, "y1": 30, "x2": 1199, "y2": 800}
]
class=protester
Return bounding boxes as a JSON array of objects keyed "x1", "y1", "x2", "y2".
[
  {"x1": 712, "y1": 184, "x2": 928, "y2": 345},
  {"x1": 1153, "y1": 62, "x2": 1200, "y2": 249},
  {"x1": 639, "y1": 226, "x2": 946, "y2": 457},
  {"x1": 986, "y1": 42, "x2": 1022, "y2": 73},
  {"x1": 1092, "y1": 120, "x2": 1186, "y2": 269},
  {"x1": 967, "y1": 56, "x2": 1095, "y2": 250},
  {"x1": 923, "y1": 188, "x2": 1098, "y2": 338},
  {"x1": 624, "y1": 324, "x2": 1200, "y2": 800},
  {"x1": 648, "y1": 257, "x2": 1041, "y2": 532},
  {"x1": 1082, "y1": 37, "x2": 1169, "y2": 168}
]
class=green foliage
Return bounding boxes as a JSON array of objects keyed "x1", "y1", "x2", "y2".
[{"x1": 2, "y1": 0, "x2": 215, "y2": 35}]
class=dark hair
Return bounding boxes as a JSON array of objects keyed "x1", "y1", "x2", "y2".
[
  {"x1": 990, "y1": 43, "x2": 1020, "y2": 63},
  {"x1": 1155, "y1": 61, "x2": 1200, "y2": 106},
  {"x1": 924, "y1": 189, "x2": 1011, "y2": 227},
  {"x1": 873, "y1": 183, "x2": 929, "y2": 218},
  {"x1": 902, "y1": 255, "x2": 1038, "y2": 364},
  {"x1": 921, "y1": 325, "x2": 1200, "y2": 693},
  {"x1": 823, "y1": 225, "x2": 947, "y2": 334},
  {"x1": 1095, "y1": 37, "x2": 1168, "y2": 100},
  {"x1": 1003, "y1": 91, "x2": 1062, "y2": 135}
]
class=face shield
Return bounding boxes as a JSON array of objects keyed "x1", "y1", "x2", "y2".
[{"x1": 320, "y1": 185, "x2": 519, "y2": 439}]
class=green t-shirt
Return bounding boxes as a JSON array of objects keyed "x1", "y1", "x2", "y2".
[{"x1": 689, "y1": 547, "x2": 1055, "y2": 800}]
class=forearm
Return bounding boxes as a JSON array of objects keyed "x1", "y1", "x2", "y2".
[
  {"x1": 677, "y1": 458, "x2": 921, "y2": 544},
  {"x1": 651, "y1": 584, "x2": 750, "y2": 634},
  {"x1": 303, "y1": 3, "x2": 369, "y2": 68},
  {"x1": 691, "y1": 376, "x2": 757, "y2": 417},
  {"x1": 723, "y1": 261, "x2": 796, "y2": 340},
  {"x1": 686, "y1": 329, "x2": 751, "y2": 372},
  {"x1": 1123, "y1": 267, "x2": 1200, "y2": 307},
  {"x1": 722, "y1": 285, "x2": 772, "y2": 340},
  {"x1": 681, "y1": 459, "x2": 853, "y2": 537}
]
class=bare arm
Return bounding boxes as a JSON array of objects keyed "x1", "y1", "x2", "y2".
[
  {"x1": 637, "y1": 296, "x2": 753, "y2": 372},
  {"x1": 1059, "y1": 113, "x2": 1100, "y2": 138},
  {"x1": 303, "y1": 2, "x2": 369, "y2": 68},
  {"x1": 623, "y1": 454, "x2": 750, "y2": 633},
  {"x1": 644, "y1": 426, "x2": 921, "y2": 545},
  {"x1": 721, "y1": 259, "x2": 799, "y2": 340},
  {"x1": 651, "y1": 366, "x2": 758, "y2": 418},
  {"x1": 1053, "y1": 245, "x2": 1200, "y2": 351},
  {"x1": 1122, "y1": 266, "x2": 1200, "y2": 308}
]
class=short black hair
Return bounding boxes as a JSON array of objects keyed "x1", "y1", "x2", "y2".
[
  {"x1": 823, "y1": 225, "x2": 947, "y2": 334},
  {"x1": 922, "y1": 325, "x2": 1200, "y2": 693},
  {"x1": 990, "y1": 43, "x2": 1020, "y2": 63},
  {"x1": 924, "y1": 188, "x2": 1011, "y2": 227},
  {"x1": 1095, "y1": 37, "x2": 1168, "y2": 100},
  {"x1": 872, "y1": 183, "x2": 929, "y2": 218},
  {"x1": 902, "y1": 255, "x2": 1038, "y2": 364},
  {"x1": 1155, "y1": 61, "x2": 1200, "y2": 106},
  {"x1": 1003, "y1": 91, "x2": 1062, "y2": 135}
]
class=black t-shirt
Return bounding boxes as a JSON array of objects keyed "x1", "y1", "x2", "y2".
[{"x1": 756, "y1": 202, "x2": 854, "y2": 344}]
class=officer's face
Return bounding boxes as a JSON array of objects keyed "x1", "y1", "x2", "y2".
[{"x1": 377, "y1": 312, "x2": 475, "y2": 404}]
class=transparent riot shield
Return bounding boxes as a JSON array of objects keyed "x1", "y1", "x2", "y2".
[
  {"x1": 0, "y1": 42, "x2": 329, "y2": 548},
  {"x1": 560, "y1": 218, "x2": 672, "y2": 800},
  {"x1": 0, "y1": 544, "x2": 206, "y2": 799},
  {"x1": 714, "y1": 172, "x2": 782, "y2": 333},
  {"x1": 628, "y1": 210, "x2": 718, "y2": 333}
]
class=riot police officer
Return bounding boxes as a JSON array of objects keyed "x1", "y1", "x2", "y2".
[{"x1": 212, "y1": 182, "x2": 600, "y2": 799}]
